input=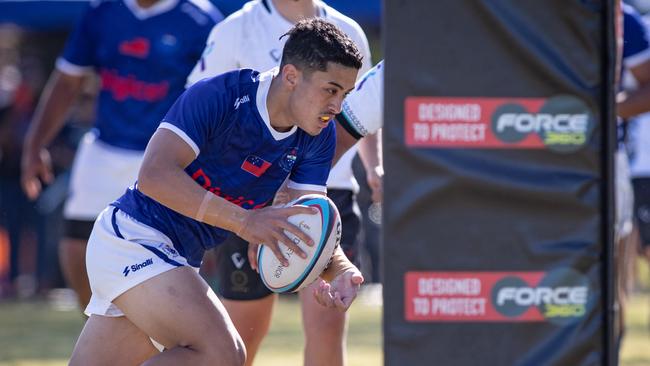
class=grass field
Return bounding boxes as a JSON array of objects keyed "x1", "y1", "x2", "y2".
[
  {"x1": 3, "y1": 288, "x2": 650, "y2": 365},
  {"x1": 0, "y1": 287, "x2": 382, "y2": 366}
]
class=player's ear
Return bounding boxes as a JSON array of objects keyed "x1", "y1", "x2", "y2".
[{"x1": 281, "y1": 64, "x2": 300, "y2": 89}]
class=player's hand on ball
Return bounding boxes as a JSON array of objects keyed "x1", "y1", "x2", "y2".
[
  {"x1": 313, "y1": 268, "x2": 364, "y2": 312},
  {"x1": 248, "y1": 243, "x2": 260, "y2": 271},
  {"x1": 237, "y1": 206, "x2": 316, "y2": 266}
]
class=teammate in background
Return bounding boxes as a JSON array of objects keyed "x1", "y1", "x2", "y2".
[
  {"x1": 186, "y1": 1, "x2": 380, "y2": 365},
  {"x1": 20, "y1": 0, "x2": 222, "y2": 310},
  {"x1": 68, "y1": 19, "x2": 363, "y2": 365},
  {"x1": 613, "y1": 3, "x2": 650, "y2": 352}
]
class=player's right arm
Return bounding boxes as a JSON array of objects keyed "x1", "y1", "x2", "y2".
[
  {"x1": 22, "y1": 4, "x2": 96, "y2": 200},
  {"x1": 138, "y1": 129, "x2": 314, "y2": 266},
  {"x1": 21, "y1": 70, "x2": 85, "y2": 200},
  {"x1": 138, "y1": 81, "x2": 313, "y2": 265}
]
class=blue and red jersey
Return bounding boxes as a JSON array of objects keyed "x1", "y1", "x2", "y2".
[
  {"x1": 57, "y1": 0, "x2": 223, "y2": 150},
  {"x1": 112, "y1": 69, "x2": 336, "y2": 266}
]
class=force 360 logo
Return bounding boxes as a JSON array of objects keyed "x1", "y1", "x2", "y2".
[
  {"x1": 491, "y1": 95, "x2": 594, "y2": 153},
  {"x1": 491, "y1": 268, "x2": 593, "y2": 324}
]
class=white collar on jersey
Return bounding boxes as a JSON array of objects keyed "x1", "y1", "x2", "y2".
[
  {"x1": 256, "y1": 67, "x2": 298, "y2": 141},
  {"x1": 124, "y1": 0, "x2": 179, "y2": 20}
]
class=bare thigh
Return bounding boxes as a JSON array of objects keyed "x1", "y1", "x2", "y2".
[
  {"x1": 114, "y1": 266, "x2": 244, "y2": 362},
  {"x1": 70, "y1": 315, "x2": 159, "y2": 366}
]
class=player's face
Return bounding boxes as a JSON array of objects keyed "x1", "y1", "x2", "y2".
[{"x1": 290, "y1": 62, "x2": 358, "y2": 136}]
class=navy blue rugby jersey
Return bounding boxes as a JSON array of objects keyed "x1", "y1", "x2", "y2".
[
  {"x1": 112, "y1": 69, "x2": 336, "y2": 266},
  {"x1": 57, "y1": 0, "x2": 222, "y2": 150}
]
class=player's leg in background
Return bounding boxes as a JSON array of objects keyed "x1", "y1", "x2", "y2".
[
  {"x1": 300, "y1": 189, "x2": 362, "y2": 366},
  {"x1": 300, "y1": 283, "x2": 349, "y2": 366},
  {"x1": 211, "y1": 236, "x2": 276, "y2": 366},
  {"x1": 59, "y1": 221, "x2": 93, "y2": 310},
  {"x1": 631, "y1": 178, "x2": 650, "y2": 327},
  {"x1": 61, "y1": 133, "x2": 144, "y2": 311},
  {"x1": 614, "y1": 149, "x2": 635, "y2": 353}
]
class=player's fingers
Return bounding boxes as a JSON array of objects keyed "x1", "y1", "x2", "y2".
[
  {"x1": 39, "y1": 164, "x2": 54, "y2": 184},
  {"x1": 313, "y1": 286, "x2": 327, "y2": 307},
  {"x1": 22, "y1": 177, "x2": 41, "y2": 201},
  {"x1": 319, "y1": 282, "x2": 336, "y2": 308},
  {"x1": 351, "y1": 273, "x2": 365, "y2": 285},
  {"x1": 274, "y1": 231, "x2": 307, "y2": 259},
  {"x1": 247, "y1": 243, "x2": 259, "y2": 272},
  {"x1": 265, "y1": 241, "x2": 289, "y2": 267},
  {"x1": 283, "y1": 205, "x2": 319, "y2": 217},
  {"x1": 39, "y1": 150, "x2": 54, "y2": 184},
  {"x1": 333, "y1": 292, "x2": 350, "y2": 311},
  {"x1": 278, "y1": 221, "x2": 314, "y2": 247}
]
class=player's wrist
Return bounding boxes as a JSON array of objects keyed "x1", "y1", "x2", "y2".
[
  {"x1": 321, "y1": 247, "x2": 356, "y2": 282},
  {"x1": 198, "y1": 192, "x2": 250, "y2": 235},
  {"x1": 234, "y1": 210, "x2": 252, "y2": 238}
]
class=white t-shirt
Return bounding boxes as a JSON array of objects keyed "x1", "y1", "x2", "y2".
[
  {"x1": 186, "y1": 0, "x2": 372, "y2": 191},
  {"x1": 339, "y1": 60, "x2": 383, "y2": 139}
]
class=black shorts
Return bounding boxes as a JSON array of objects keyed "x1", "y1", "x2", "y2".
[
  {"x1": 633, "y1": 178, "x2": 650, "y2": 247},
  {"x1": 64, "y1": 219, "x2": 95, "y2": 240},
  {"x1": 214, "y1": 189, "x2": 362, "y2": 300}
]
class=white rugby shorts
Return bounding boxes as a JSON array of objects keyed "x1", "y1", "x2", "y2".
[
  {"x1": 64, "y1": 132, "x2": 144, "y2": 221},
  {"x1": 85, "y1": 207, "x2": 197, "y2": 317}
]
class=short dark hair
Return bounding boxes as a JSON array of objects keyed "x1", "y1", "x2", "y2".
[{"x1": 280, "y1": 18, "x2": 363, "y2": 74}]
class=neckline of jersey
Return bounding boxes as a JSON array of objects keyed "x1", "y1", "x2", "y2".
[
  {"x1": 124, "y1": 0, "x2": 180, "y2": 20},
  {"x1": 256, "y1": 68, "x2": 298, "y2": 141}
]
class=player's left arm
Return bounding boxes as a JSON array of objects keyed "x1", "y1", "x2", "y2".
[{"x1": 358, "y1": 130, "x2": 383, "y2": 203}]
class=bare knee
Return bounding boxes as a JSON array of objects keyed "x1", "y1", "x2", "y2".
[
  {"x1": 233, "y1": 337, "x2": 247, "y2": 366},
  {"x1": 195, "y1": 333, "x2": 246, "y2": 366}
]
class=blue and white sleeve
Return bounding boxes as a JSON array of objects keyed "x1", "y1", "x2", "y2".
[
  {"x1": 623, "y1": 4, "x2": 650, "y2": 69},
  {"x1": 288, "y1": 122, "x2": 336, "y2": 192},
  {"x1": 159, "y1": 78, "x2": 227, "y2": 156},
  {"x1": 56, "y1": 5, "x2": 97, "y2": 76}
]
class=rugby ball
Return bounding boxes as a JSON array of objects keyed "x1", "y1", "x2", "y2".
[{"x1": 258, "y1": 194, "x2": 341, "y2": 293}]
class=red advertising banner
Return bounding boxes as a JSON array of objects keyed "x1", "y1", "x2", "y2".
[
  {"x1": 404, "y1": 96, "x2": 593, "y2": 152},
  {"x1": 405, "y1": 270, "x2": 592, "y2": 323}
]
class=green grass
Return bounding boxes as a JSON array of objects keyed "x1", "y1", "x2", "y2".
[
  {"x1": 0, "y1": 292, "x2": 382, "y2": 366},
  {"x1": 5, "y1": 289, "x2": 650, "y2": 366},
  {"x1": 0, "y1": 300, "x2": 84, "y2": 365}
]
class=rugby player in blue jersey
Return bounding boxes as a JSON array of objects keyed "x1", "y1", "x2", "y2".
[
  {"x1": 68, "y1": 19, "x2": 364, "y2": 365},
  {"x1": 21, "y1": 0, "x2": 222, "y2": 311},
  {"x1": 186, "y1": 2, "x2": 379, "y2": 364}
]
